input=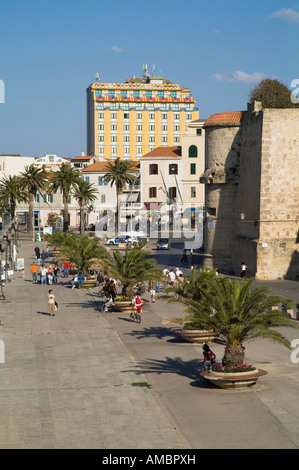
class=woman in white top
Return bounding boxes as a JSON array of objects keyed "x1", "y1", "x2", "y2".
[{"x1": 48, "y1": 289, "x2": 56, "y2": 316}]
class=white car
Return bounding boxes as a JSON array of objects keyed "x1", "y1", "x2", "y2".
[{"x1": 105, "y1": 236, "x2": 137, "y2": 246}]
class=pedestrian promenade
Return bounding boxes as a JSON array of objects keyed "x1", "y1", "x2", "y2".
[
  {"x1": 2, "y1": 239, "x2": 299, "y2": 449},
  {"x1": 0, "y1": 240, "x2": 188, "y2": 449}
]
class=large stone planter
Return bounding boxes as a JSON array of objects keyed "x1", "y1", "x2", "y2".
[
  {"x1": 200, "y1": 368, "x2": 267, "y2": 389},
  {"x1": 113, "y1": 301, "x2": 132, "y2": 312},
  {"x1": 175, "y1": 329, "x2": 216, "y2": 344}
]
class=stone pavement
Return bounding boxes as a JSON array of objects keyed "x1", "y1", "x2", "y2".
[
  {"x1": 2, "y1": 239, "x2": 299, "y2": 449},
  {"x1": 0, "y1": 240, "x2": 188, "y2": 449}
]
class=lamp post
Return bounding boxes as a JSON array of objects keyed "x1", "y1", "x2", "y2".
[{"x1": 0, "y1": 238, "x2": 8, "y2": 300}]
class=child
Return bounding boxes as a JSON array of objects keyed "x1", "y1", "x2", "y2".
[{"x1": 203, "y1": 343, "x2": 216, "y2": 370}]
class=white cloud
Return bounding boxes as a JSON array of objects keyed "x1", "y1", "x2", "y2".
[
  {"x1": 110, "y1": 46, "x2": 124, "y2": 53},
  {"x1": 269, "y1": 8, "x2": 299, "y2": 23},
  {"x1": 212, "y1": 71, "x2": 266, "y2": 85}
]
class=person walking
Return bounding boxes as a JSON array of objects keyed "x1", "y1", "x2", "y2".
[
  {"x1": 240, "y1": 262, "x2": 248, "y2": 278},
  {"x1": 31, "y1": 261, "x2": 38, "y2": 283},
  {"x1": 148, "y1": 280, "x2": 157, "y2": 303},
  {"x1": 109, "y1": 280, "x2": 116, "y2": 301},
  {"x1": 48, "y1": 289, "x2": 56, "y2": 316},
  {"x1": 40, "y1": 265, "x2": 47, "y2": 285}
]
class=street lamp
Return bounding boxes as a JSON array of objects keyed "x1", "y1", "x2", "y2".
[{"x1": 0, "y1": 238, "x2": 8, "y2": 300}]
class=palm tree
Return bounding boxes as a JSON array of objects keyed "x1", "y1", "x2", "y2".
[
  {"x1": 0, "y1": 175, "x2": 28, "y2": 219},
  {"x1": 103, "y1": 157, "x2": 136, "y2": 233},
  {"x1": 170, "y1": 275, "x2": 299, "y2": 368},
  {"x1": 60, "y1": 234, "x2": 106, "y2": 274},
  {"x1": 45, "y1": 232, "x2": 106, "y2": 274},
  {"x1": 19, "y1": 164, "x2": 48, "y2": 232},
  {"x1": 49, "y1": 163, "x2": 81, "y2": 231},
  {"x1": 72, "y1": 179, "x2": 98, "y2": 234},
  {"x1": 100, "y1": 246, "x2": 162, "y2": 297}
]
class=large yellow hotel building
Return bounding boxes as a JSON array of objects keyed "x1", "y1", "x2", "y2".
[{"x1": 86, "y1": 67, "x2": 199, "y2": 160}]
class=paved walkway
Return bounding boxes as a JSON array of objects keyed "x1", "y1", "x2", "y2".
[
  {"x1": 0, "y1": 240, "x2": 188, "y2": 449},
  {"x1": 1, "y1": 239, "x2": 299, "y2": 449}
]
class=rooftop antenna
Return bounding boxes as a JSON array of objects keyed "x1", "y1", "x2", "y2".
[
  {"x1": 95, "y1": 72, "x2": 100, "y2": 82},
  {"x1": 143, "y1": 64, "x2": 150, "y2": 79},
  {"x1": 151, "y1": 65, "x2": 156, "y2": 76}
]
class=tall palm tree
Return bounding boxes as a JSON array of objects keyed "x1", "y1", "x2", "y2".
[
  {"x1": 49, "y1": 163, "x2": 81, "y2": 231},
  {"x1": 100, "y1": 246, "x2": 162, "y2": 297},
  {"x1": 170, "y1": 275, "x2": 299, "y2": 368},
  {"x1": 103, "y1": 157, "x2": 136, "y2": 233},
  {"x1": 0, "y1": 175, "x2": 28, "y2": 220},
  {"x1": 72, "y1": 179, "x2": 98, "y2": 234},
  {"x1": 19, "y1": 164, "x2": 49, "y2": 232}
]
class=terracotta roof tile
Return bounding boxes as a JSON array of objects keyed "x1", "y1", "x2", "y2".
[
  {"x1": 142, "y1": 146, "x2": 182, "y2": 158},
  {"x1": 73, "y1": 156, "x2": 94, "y2": 160},
  {"x1": 205, "y1": 111, "x2": 244, "y2": 126},
  {"x1": 81, "y1": 160, "x2": 139, "y2": 172}
]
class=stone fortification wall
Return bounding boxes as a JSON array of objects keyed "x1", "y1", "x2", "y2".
[{"x1": 255, "y1": 108, "x2": 299, "y2": 279}]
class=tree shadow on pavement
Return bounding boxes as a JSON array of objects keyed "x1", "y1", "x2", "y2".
[
  {"x1": 124, "y1": 326, "x2": 185, "y2": 342},
  {"x1": 125, "y1": 356, "x2": 213, "y2": 388}
]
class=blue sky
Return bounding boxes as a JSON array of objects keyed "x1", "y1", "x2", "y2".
[{"x1": 0, "y1": 0, "x2": 298, "y2": 158}]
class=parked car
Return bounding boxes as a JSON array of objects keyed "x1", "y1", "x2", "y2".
[
  {"x1": 106, "y1": 236, "x2": 137, "y2": 246},
  {"x1": 156, "y1": 238, "x2": 170, "y2": 250}
]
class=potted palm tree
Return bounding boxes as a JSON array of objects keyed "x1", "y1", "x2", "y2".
[
  {"x1": 99, "y1": 246, "x2": 163, "y2": 311},
  {"x1": 166, "y1": 268, "x2": 218, "y2": 343},
  {"x1": 281, "y1": 299, "x2": 295, "y2": 318},
  {"x1": 171, "y1": 275, "x2": 299, "y2": 388}
]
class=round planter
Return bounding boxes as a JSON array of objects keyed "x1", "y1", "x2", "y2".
[
  {"x1": 200, "y1": 368, "x2": 267, "y2": 389},
  {"x1": 113, "y1": 301, "x2": 132, "y2": 312},
  {"x1": 175, "y1": 329, "x2": 216, "y2": 344}
]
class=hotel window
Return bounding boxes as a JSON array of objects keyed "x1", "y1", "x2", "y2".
[
  {"x1": 162, "y1": 137, "x2": 167, "y2": 143},
  {"x1": 111, "y1": 136, "x2": 117, "y2": 143},
  {"x1": 99, "y1": 136, "x2": 104, "y2": 142},
  {"x1": 99, "y1": 124, "x2": 104, "y2": 130},
  {"x1": 174, "y1": 137, "x2": 180, "y2": 143},
  {"x1": 111, "y1": 147, "x2": 117, "y2": 154},
  {"x1": 111, "y1": 112, "x2": 116, "y2": 119},
  {"x1": 169, "y1": 187, "x2": 177, "y2": 199},
  {"x1": 48, "y1": 194, "x2": 53, "y2": 203},
  {"x1": 187, "y1": 113, "x2": 192, "y2": 120},
  {"x1": 190, "y1": 163, "x2": 196, "y2": 175},
  {"x1": 158, "y1": 91, "x2": 164, "y2": 98},
  {"x1": 98, "y1": 177, "x2": 108, "y2": 186},
  {"x1": 149, "y1": 187, "x2": 157, "y2": 198},
  {"x1": 124, "y1": 113, "x2": 129, "y2": 119},
  {"x1": 101, "y1": 195, "x2": 106, "y2": 204},
  {"x1": 95, "y1": 90, "x2": 102, "y2": 98},
  {"x1": 121, "y1": 90, "x2": 127, "y2": 98},
  {"x1": 149, "y1": 137, "x2": 155, "y2": 143},
  {"x1": 122, "y1": 103, "x2": 129, "y2": 110},
  {"x1": 169, "y1": 164, "x2": 178, "y2": 175},
  {"x1": 162, "y1": 113, "x2": 167, "y2": 120},
  {"x1": 174, "y1": 125, "x2": 180, "y2": 131},
  {"x1": 124, "y1": 124, "x2": 130, "y2": 131},
  {"x1": 191, "y1": 187, "x2": 196, "y2": 198},
  {"x1": 146, "y1": 91, "x2": 152, "y2": 98},
  {"x1": 174, "y1": 113, "x2": 179, "y2": 120},
  {"x1": 197, "y1": 128, "x2": 202, "y2": 136},
  {"x1": 170, "y1": 91, "x2": 177, "y2": 99},
  {"x1": 124, "y1": 136, "x2": 130, "y2": 142},
  {"x1": 137, "y1": 147, "x2": 142, "y2": 154},
  {"x1": 133, "y1": 91, "x2": 140, "y2": 98},
  {"x1": 108, "y1": 90, "x2": 115, "y2": 98},
  {"x1": 149, "y1": 164, "x2": 158, "y2": 175},
  {"x1": 124, "y1": 147, "x2": 130, "y2": 154},
  {"x1": 189, "y1": 145, "x2": 198, "y2": 158},
  {"x1": 136, "y1": 136, "x2": 142, "y2": 142},
  {"x1": 111, "y1": 124, "x2": 117, "y2": 130},
  {"x1": 149, "y1": 113, "x2": 155, "y2": 120},
  {"x1": 136, "y1": 125, "x2": 142, "y2": 131},
  {"x1": 136, "y1": 113, "x2": 142, "y2": 120},
  {"x1": 149, "y1": 125, "x2": 155, "y2": 131},
  {"x1": 162, "y1": 125, "x2": 167, "y2": 131}
]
